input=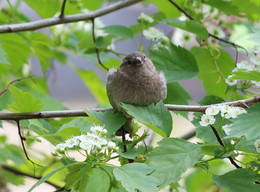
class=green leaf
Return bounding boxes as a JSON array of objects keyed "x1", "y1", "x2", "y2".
[
  {"x1": 0, "y1": 42, "x2": 10, "y2": 64},
  {"x1": 232, "y1": 70, "x2": 260, "y2": 81},
  {"x1": 86, "y1": 110, "x2": 126, "y2": 137},
  {"x1": 213, "y1": 168, "x2": 260, "y2": 192},
  {"x1": 191, "y1": 47, "x2": 235, "y2": 99},
  {"x1": 8, "y1": 86, "x2": 43, "y2": 113},
  {"x1": 164, "y1": 19, "x2": 208, "y2": 39},
  {"x1": 185, "y1": 169, "x2": 216, "y2": 192},
  {"x1": 204, "y1": 0, "x2": 241, "y2": 16},
  {"x1": 0, "y1": 34, "x2": 31, "y2": 70},
  {"x1": 81, "y1": 167, "x2": 111, "y2": 192},
  {"x1": 102, "y1": 25, "x2": 134, "y2": 39},
  {"x1": 150, "y1": 44, "x2": 198, "y2": 83},
  {"x1": 113, "y1": 163, "x2": 160, "y2": 192},
  {"x1": 59, "y1": 117, "x2": 93, "y2": 132},
  {"x1": 226, "y1": 103, "x2": 260, "y2": 140},
  {"x1": 121, "y1": 101, "x2": 172, "y2": 138},
  {"x1": 76, "y1": 69, "x2": 109, "y2": 104},
  {"x1": 25, "y1": 0, "x2": 61, "y2": 18},
  {"x1": 150, "y1": 0, "x2": 181, "y2": 19},
  {"x1": 147, "y1": 138, "x2": 201, "y2": 188},
  {"x1": 200, "y1": 144, "x2": 225, "y2": 156},
  {"x1": 28, "y1": 166, "x2": 64, "y2": 192},
  {"x1": 164, "y1": 82, "x2": 192, "y2": 118},
  {"x1": 29, "y1": 33, "x2": 53, "y2": 73}
]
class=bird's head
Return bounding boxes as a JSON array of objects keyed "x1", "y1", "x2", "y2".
[{"x1": 121, "y1": 51, "x2": 147, "y2": 68}]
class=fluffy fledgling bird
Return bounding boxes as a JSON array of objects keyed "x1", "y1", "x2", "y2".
[{"x1": 106, "y1": 51, "x2": 167, "y2": 134}]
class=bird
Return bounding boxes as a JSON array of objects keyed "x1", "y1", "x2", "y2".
[{"x1": 106, "y1": 51, "x2": 167, "y2": 135}]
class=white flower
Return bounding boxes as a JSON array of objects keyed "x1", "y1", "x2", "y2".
[
  {"x1": 250, "y1": 55, "x2": 260, "y2": 66},
  {"x1": 199, "y1": 114, "x2": 216, "y2": 127},
  {"x1": 251, "y1": 80, "x2": 260, "y2": 87},
  {"x1": 210, "y1": 26, "x2": 225, "y2": 38},
  {"x1": 90, "y1": 125, "x2": 107, "y2": 135},
  {"x1": 52, "y1": 143, "x2": 67, "y2": 155},
  {"x1": 205, "y1": 105, "x2": 221, "y2": 116},
  {"x1": 222, "y1": 124, "x2": 231, "y2": 135},
  {"x1": 143, "y1": 27, "x2": 165, "y2": 41},
  {"x1": 65, "y1": 137, "x2": 80, "y2": 148},
  {"x1": 138, "y1": 12, "x2": 154, "y2": 24},
  {"x1": 182, "y1": 31, "x2": 194, "y2": 44},
  {"x1": 107, "y1": 141, "x2": 116, "y2": 150},
  {"x1": 237, "y1": 60, "x2": 255, "y2": 71},
  {"x1": 228, "y1": 107, "x2": 247, "y2": 118},
  {"x1": 254, "y1": 139, "x2": 260, "y2": 153},
  {"x1": 225, "y1": 75, "x2": 237, "y2": 86},
  {"x1": 79, "y1": 141, "x2": 92, "y2": 150},
  {"x1": 76, "y1": 135, "x2": 89, "y2": 142}
]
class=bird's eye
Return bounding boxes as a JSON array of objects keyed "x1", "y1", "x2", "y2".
[{"x1": 127, "y1": 60, "x2": 131, "y2": 65}]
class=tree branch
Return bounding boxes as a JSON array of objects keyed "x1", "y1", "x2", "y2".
[
  {"x1": 1, "y1": 165, "x2": 62, "y2": 189},
  {"x1": 210, "y1": 125, "x2": 241, "y2": 169},
  {"x1": 16, "y1": 120, "x2": 41, "y2": 167},
  {"x1": 0, "y1": 76, "x2": 34, "y2": 96},
  {"x1": 0, "y1": 96, "x2": 259, "y2": 121},
  {"x1": 0, "y1": 0, "x2": 142, "y2": 33},
  {"x1": 59, "y1": 0, "x2": 67, "y2": 18},
  {"x1": 91, "y1": 18, "x2": 109, "y2": 71}
]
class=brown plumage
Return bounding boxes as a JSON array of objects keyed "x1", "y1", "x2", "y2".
[{"x1": 106, "y1": 51, "x2": 167, "y2": 134}]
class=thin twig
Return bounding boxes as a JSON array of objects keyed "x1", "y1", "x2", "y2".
[
  {"x1": 167, "y1": 0, "x2": 245, "y2": 50},
  {"x1": 0, "y1": 0, "x2": 142, "y2": 33},
  {"x1": 15, "y1": 120, "x2": 41, "y2": 167},
  {"x1": 59, "y1": 0, "x2": 67, "y2": 18},
  {"x1": 210, "y1": 125, "x2": 241, "y2": 169},
  {"x1": 0, "y1": 96, "x2": 259, "y2": 120},
  {"x1": 91, "y1": 18, "x2": 109, "y2": 71},
  {"x1": 1, "y1": 165, "x2": 62, "y2": 189},
  {"x1": 0, "y1": 75, "x2": 34, "y2": 96}
]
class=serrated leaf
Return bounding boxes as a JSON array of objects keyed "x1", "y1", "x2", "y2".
[
  {"x1": 121, "y1": 101, "x2": 172, "y2": 138},
  {"x1": 76, "y1": 69, "x2": 109, "y2": 104},
  {"x1": 8, "y1": 86, "x2": 43, "y2": 113},
  {"x1": 232, "y1": 70, "x2": 260, "y2": 81},
  {"x1": 86, "y1": 110, "x2": 126, "y2": 137},
  {"x1": 226, "y1": 103, "x2": 260, "y2": 140},
  {"x1": 113, "y1": 163, "x2": 160, "y2": 192},
  {"x1": 147, "y1": 138, "x2": 201, "y2": 188},
  {"x1": 150, "y1": 44, "x2": 198, "y2": 83},
  {"x1": 81, "y1": 167, "x2": 111, "y2": 192},
  {"x1": 213, "y1": 168, "x2": 260, "y2": 192},
  {"x1": 102, "y1": 25, "x2": 134, "y2": 39},
  {"x1": 191, "y1": 47, "x2": 235, "y2": 99}
]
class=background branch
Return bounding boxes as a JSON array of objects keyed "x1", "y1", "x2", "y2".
[
  {"x1": 1, "y1": 165, "x2": 61, "y2": 189},
  {"x1": 0, "y1": 96, "x2": 259, "y2": 120},
  {"x1": 0, "y1": 0, "x2": 142, "y2": 33}
]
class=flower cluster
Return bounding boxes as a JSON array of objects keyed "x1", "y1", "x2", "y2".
[
  {"x1": 51, "y1": 125, "x2": 118, "y2": 158},
  {"x1": 226, "y1": 45, "x2": 260, "y2": 87},
  {"x1": 143, "y1": 27, "x2": 170, "y2": 50},
  {"x1": 199, "y1": 104, "x2": 247, "y2": 127}
]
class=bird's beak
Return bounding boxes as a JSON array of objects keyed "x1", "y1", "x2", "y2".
[{"x1": 133, "y1": 57, "x2": 143, "y2": 67}]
